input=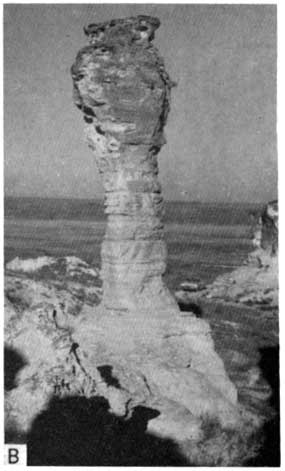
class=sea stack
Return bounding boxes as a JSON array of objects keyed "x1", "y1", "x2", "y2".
[{"x1": 71, "y1": 15, "x2": 178, "y2": 314}]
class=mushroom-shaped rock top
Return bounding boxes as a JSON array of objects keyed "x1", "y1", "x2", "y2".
[
  {"x1": 71, "y1": 15, "x2": 174, "y2": 149},
  {"x1": 84, "y1": 15, "x2": 161, "y2": 45}
]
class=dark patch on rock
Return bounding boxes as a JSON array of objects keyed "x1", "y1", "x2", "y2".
[
  {"x1": 95, "y1": 124, "x2": 105, "y2": 135},
  {"x1": 84, "y1": 115, "x2": 93, "y2": 124},
  {"x1": 4, "y1": 346, "x2": 27, "y2": 391},
  {"x1": 178, "y1": 301, "x2": 203, "y2": 317},
  {"x1": 97, "y1": 365, "x2": 121, "y2": 389}
]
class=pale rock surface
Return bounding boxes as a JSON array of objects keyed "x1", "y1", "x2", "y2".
[
  {"x1": 71, "y1": 15, "x2": 176, "y2": 314},
  {"x1": 5, "y1": 258, "x2": 102, "y2": 434},
  {"x1": 7, "y1": 256, "x2": 57, "y2": 273},
  {"x1": 205, "y1": 249, "x2": 278, "y2": 306},
  {"x1": 6, "y1": 255, "x2": 99, "y2": 279},
  {"x1": 5, "y1": 259, "x2": 241, "y2": 439}
]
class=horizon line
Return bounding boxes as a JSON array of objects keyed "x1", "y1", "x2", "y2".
[{"x1": 4, "y1": 194, "x2": 269, "y2": 206}]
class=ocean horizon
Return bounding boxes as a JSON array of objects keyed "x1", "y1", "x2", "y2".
[
  {"x1": 4, "y1": 196, "x2": 262, "y2": 224},
  {"x1": 4, "y1": 196, "x2": 259, "y2": 289}
]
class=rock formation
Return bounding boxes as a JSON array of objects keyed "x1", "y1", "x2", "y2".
[
  {"x1": 5, "y1": 255, "x2": 275, "y2": 464},
  {"x1": 176, "y1": 200, "x2": 278, "y2": 308},
  {"x1": 253, "y1": 199, "x2": 278, "y2": 255},
  {"x1": 69, "y1": 15, "x2": 245, "y2": 442},
  {"x1": 71, "y1": 15, "x2": 177, "y2": 314}
]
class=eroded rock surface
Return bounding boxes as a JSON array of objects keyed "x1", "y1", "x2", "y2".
[
  {"x1": 71, "y1": 15, "x2": 176, "y2": 313},
  {"x1": 5, "y1": 256, "x2": 260, "y2": 465},
  {"x1": 5, "y1": 257, "x2": 101, "y2": 434},
  {"x1": 69, "y1": 15, "x2": 246, "y2": 446}
]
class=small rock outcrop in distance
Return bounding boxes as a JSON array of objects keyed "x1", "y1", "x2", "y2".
[
  {"x1": 176, "y1": 200, "x2": 278, "y2": 308},
  {"x1": 253, "y1": 199, "x2": 278, "y2": 255},
  {"x1": 208, "y1": 199, "x2": 278, "y2": 307}
]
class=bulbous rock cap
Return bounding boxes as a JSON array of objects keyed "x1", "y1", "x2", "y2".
[
  {"x1": 71, "y1": 15, "x2": 175, "y2": 147},
  {"x1": 84, "y1": 15, "x2": 161, "y2": 45}
]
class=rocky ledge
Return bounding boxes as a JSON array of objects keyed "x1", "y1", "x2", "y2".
[
  {"x1": 176, "y1": 248, "x2": 278, "y2": 309},
  {"x1": 5, "y1": 255, "x2": 277, "y2": 466}
]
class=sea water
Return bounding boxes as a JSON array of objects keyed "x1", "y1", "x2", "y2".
[{"x1": 4, "y1": 197, "x2": 261, "y2": 290}]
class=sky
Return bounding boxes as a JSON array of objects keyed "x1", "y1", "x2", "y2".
[{"x1": 4, "y1": 3, "x2": 277, "y2": 202}]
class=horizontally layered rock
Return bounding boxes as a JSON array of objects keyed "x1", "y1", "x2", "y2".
[{"x1": 71, "y1": 15, "x2": 177, "y2": 313}]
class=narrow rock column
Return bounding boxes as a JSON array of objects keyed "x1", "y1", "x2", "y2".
[{"x1": 71, "y1": 16, "x2": 178, "y2": 313}]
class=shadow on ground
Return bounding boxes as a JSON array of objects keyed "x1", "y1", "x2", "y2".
[
  {"x1": 245, "y1": 346, "x2": 280, "y2": 467},
  {"x1": 178, "y1": 301, "x2": 203, "y2": 317},
  {"x1": 26, "y1": 396, "x2": 189, "y2": 466},
  {"x1": 5, "y1": 330, "x2": 280, "y2": 465},
  {"x1": 4, "y1": 346, "x2": 189, "y2": 465},
  {"x1": 4, "y1": 346, "x2": 27, "y2": 391}
]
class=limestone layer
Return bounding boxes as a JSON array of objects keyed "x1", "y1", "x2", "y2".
[{"x1": 71, "y1": 15, "x2": 176, "y2": 312}]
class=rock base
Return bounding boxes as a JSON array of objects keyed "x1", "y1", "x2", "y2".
[
  {"x1": 5, "y1": 256, "x2": 265, "y2": 465},
  {"x1": 72, "y1": 304, "x2": 241, "y2": 439}
]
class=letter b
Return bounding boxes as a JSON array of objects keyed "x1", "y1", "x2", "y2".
[{"x1": 8, "y1": 448, "x2": 19, "y2": 464}]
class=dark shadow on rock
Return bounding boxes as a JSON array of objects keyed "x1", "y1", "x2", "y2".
[
  {"x1": 246, "y1": 346, "x2": 280, "y2": 467},
  {"x1": 4, "y1": 346, "x2": 28, "y2": 444},
  {"x1": 4, "y1": 346, "x2": 27, "y2": 391},
  {"x1": 97, "y1": 365, "x2": 121, "y2": 388},
  {"x1": 27, "y1": 396, "x2": 190, "y2": 466},
  {"x1": 5, "y1": 428, "x2": 27, "y2": 445},
  {"x1": 178, "y1": 301, "x2": 203, "y2": 317}
]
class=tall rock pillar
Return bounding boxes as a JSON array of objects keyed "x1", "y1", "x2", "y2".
[
  {"x1": 70, "y1": 17, "x2": 241, "y2": 443},
  {"x1": 71, "y1": 16, "x2": 178, "y2": 313}
]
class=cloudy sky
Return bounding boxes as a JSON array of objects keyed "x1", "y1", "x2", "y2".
[{"x1": 4, "y1": 3, "x2": 277, "y2": 202}]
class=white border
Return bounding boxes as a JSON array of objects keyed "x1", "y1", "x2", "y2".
[{"x1": 1, "y1": 2, "x2": 281, "y2": 471}]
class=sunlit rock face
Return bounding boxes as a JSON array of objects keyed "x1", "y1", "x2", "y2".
[
  {"x1": 71, "y1": 15, "x2": 176, "y2": 313},
  {"x1": 254, "y1": 200, "x2": 278, "y2": 255},
  {"x1": 4, "y1": 257, "x2": 102, "y2": 436}
]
